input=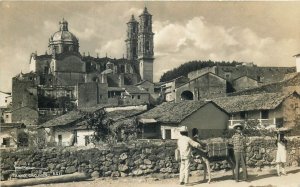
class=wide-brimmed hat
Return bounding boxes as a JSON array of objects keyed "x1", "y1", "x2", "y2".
[
  {"x1": 179, "y1": 126, "x2": 188, "y2": 132},
  {"x1": 233, "y1": 123, "x2": 244, "y2": 130},
  {"x1": 275, "y1": 127, "x2": 291, "y2": 134}
]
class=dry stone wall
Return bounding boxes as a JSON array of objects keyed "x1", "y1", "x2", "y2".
[{"x1": 1, "y1": 137, "x2": 300, "y2": 181}]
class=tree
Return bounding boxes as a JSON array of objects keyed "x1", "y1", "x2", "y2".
[{"x1": 84, "y1": 110, "x2": 114, "y2": 143}]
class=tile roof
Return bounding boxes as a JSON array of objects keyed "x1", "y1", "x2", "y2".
[
  {"x1": 138, "y1": 100, "x2": 225, "y2": 123},
  {"x1": 124, "y1": 85, "x2": 149, "y2": 94},
  {"x1": 39, "y1": 111, "x2": 83, "y2": 128},
  {"x1": 213, "y1": 92, "x2": 288, "y2": 113},
  {"x1": 229, "y1": 73, "x2": 300, "y2": 96},
  {"x1": 40, "y1": 105, "x2": 145, "y2": 128}
]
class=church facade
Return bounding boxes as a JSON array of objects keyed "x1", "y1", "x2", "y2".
[{"x1": 10, "y1": 8, "x2": 155, "y2": 125}]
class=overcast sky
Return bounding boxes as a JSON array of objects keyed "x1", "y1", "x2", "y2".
[{"x1": 1, "y1": 1, "x2": 300, "y2": 92}]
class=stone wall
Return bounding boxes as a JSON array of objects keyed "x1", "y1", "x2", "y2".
[{"x1": 1, "y1": 137, "x2": 300, "y2": 180}]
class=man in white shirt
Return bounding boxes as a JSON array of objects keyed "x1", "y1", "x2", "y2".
[{"x1": 177, "y1": 126, "x2": 202, "y2": 185}]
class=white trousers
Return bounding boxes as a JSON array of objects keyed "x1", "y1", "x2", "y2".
[{"x1": 180, "y1": 159, "x2": 190, "y2": 184}]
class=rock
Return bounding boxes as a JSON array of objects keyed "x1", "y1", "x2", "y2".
[
  {"x1": 144, "y1": 168, "x2": 153, "y2": 174},
  {"x1": 133, "y1": 169, "x2": 143, "y2": 176},
  {"x1": 120, "y1": 172, "x2": 127, "y2": 177},
  {"x1": 104, "y1": 171, "x2": 112, "y2": 177},
  {"x1": 110, "y1": 165, "x2": 118, "y2": 171},
  {"x1": 139, "y1": 165, "x2": 147, "y2": 170},
  {"x1": 160, "y1": 168, "x2": 168, "y2": 173},
  {"x1": 48, "y1": 163, "x2": 55, "y2": 170},
  {"x1": 148, "y1": 155, "x2": 157, "y2": 162},
  {"x1": 99, "y1": 156, "x2": 106, "y2": 162},
  {"x1": 106, "y1": 153, "x2": 114, "y2": 159},
  {"x1": 134, "y1": 159, "x2": 143, "y2": 165},
  {"x1": 140, "y1": 154, "x2": 146, "y2": 159},
  {"x1": 112, "y1": 157, "x2": 119, "y2": 164},
  {"x1": 118, "y1": 164, "x2": 129, "y2": 172},
  {"x1": 105, "y1": 161, "x2": 112, "y2": 167},
  {"x1": 119, "y1": 153, "x2": 128, "y2": 160},
  {"x1": 65, "y1": 166, "x2": 76, "y2": 174},
  {"x1": 144, "y1": 159, "x2": 152, "y2": 165},
  {"x1": 111, "y1": 171, "x2": 120, "y2": 177},
  {"x1": 255, "y1": 153, "x2": 262, "y2": 160},
  {"x1": 55, "y1": 164, "x2": 61, "y2": 170}
]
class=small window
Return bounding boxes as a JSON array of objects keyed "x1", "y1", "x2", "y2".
[
  {"x1": 5, "y1": 100, "x2": 7, "y2": 103},
  {"x1": 132, "y1": 95, "x2": 134, "y2": 99},
  {"x1": 85, "y1": 136, "x2": 90, "y2": 146},
  {"x1": 225, "y1": 74, "x2": 230, "y2": 79},
  {"x1": 137, "y1": 95, "x2": 141, "y2": 99},
  {"x1": 100, "y1": 95, "x2": 102, "y2": 99},
  {"x1": 58, "y1": 135, "x2": 62, "y2": 146},
  {"x1": 261, "y1": 110, "x2": 269, "y2": 119},
  {"x1": 5, "y1": 115, "x2": 9, "y2": 119},
  {"x1": 2, "y1": 138, "x2": 10, "y2": 147},
  {"x1": 240, "y1": 111, "x2": 247, "y2": 119},
  {"x1": 165, "y1": 129, "x2": 171, "y2": 139}
]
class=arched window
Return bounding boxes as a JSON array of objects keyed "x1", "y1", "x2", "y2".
[{"x1": 181, "y1": 90, "x2": 194, "y2": 100}]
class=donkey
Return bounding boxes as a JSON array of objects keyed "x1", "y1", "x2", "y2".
[{"x1": 192, "y1": 140, "x2": 235, "y2": 184}]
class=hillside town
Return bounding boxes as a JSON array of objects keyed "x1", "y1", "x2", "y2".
[{"x1": 1, "y1": 5, "x2": 300, "y2": 187}]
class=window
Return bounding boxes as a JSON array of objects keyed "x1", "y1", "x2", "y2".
[
  {"x1": 137, "y1": 95, "x2": 141, "y2": 99},
  {"x1": 275, "y1": 118, "x2": 284, "y2": 128},
  {"x1": 2, "y1": 138, "x2": 10, "y2": 147},
  {"x1": 225, "y1": 73, "x2": 231, "y2": 79},
  {"x1": 85, "y1": 136, "x2": 90, "y2": 146},
  {"x1": 261, "y1": 110, "x2": 269, "y2": 119},
  {"x1": 5, "y1": 115, "x2": 9, "y2": 119},
  {"x1": 58, "y1": 135, "x2": 62, "y2": 146},
  {"x1": 165, "y1": 129, "x2": 171, "y2": 139},
  {"x1": 145, "y1": 41, "x2": 150, "y2": 51},
  {"x1": 132, "y1": 95, "x2": 135, "y2": 99},
  {"x1": 240, "y1": 111, "x2": 247, "y2": 119}
]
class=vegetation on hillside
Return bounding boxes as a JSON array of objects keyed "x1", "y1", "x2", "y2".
[{"x1": 160, "y1": 60, "x2": 243, "y2": 82}]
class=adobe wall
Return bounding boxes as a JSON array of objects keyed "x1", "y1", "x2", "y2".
[{"x1": 1, "y1": 137, "x2": 300, "y2": 180}]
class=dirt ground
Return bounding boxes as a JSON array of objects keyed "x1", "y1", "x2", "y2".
[{"x1": 26, "y1": 166, "x2": 300, "y2": 187}]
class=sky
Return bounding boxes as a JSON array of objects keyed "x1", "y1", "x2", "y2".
[{"x1": 1, "y1": 1, "x2": 300, "y2": 92}]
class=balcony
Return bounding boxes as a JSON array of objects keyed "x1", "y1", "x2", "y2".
[{"x1": 228, "y1": 118, "x2": 278, "y2": 129}]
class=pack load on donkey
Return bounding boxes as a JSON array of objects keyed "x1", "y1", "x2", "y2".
[{"x1": 206, "y1": 141, "x2": 229, "y2": 158}]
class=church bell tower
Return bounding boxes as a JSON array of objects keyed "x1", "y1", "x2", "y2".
[
  {"x1": 125, "y1": 15, "x2": 139, "y2": 61},
  {"x1": 138, "y1": 7, "x2": 154, "y2": 82}
]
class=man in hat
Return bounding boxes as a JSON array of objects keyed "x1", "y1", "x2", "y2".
[
  {"x1": 275, "y1": 128, "x2": 289, "y2": 176},
  {"x1": 231, "y1": 123, "x2": 248, "y2": 182},
  {"x1": 177, "y1": 126, "x2": 203, "y2": 185}
]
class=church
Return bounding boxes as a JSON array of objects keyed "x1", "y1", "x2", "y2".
[{"x1": 8, "y1": 7, "x2": 156, "y2": 126}]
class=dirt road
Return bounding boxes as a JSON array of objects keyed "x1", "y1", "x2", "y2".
[{"x1": 29, "y1": 166, "x2": 300, "y2": 187}]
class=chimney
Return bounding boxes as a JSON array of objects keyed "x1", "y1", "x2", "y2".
[
  {"x1": 294, "y1": 53, "x2": 300, "y2": 73},
  {"x1": 119, "y1": 73, "x2": 124, "y2": 87},
  {"x1": 101, "y1": 74, "x2": 107, "y2": 84}
]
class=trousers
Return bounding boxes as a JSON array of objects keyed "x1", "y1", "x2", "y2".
[
  {"x1": 179, "y1": 159, "x2": 190, "y2": 184},
  {"x1": 234, "y1": 152, "x2": 248, "y2": 181}
]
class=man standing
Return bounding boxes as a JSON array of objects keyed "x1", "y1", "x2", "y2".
[
  {"x1": 177, "y1": 126, "x2": 201, "y2": 185},
  {"x1": 231, "y1": 123, "x2": 248, "y2": 182}
]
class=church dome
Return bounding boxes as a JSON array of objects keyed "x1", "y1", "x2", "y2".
[
  {"x1": 49, "y1": 19, "x2": 79, "y2": 55},
  {"x1": 50, "y1": 19, "x2": 78, "y2": 45},
  {"x1": 51, "y1": 30, "x2": 78, "y2": 44}
]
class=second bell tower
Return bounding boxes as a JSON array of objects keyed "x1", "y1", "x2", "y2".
[{"x1": 138, "y1": 7, "x2": 154, "y2": 82}]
